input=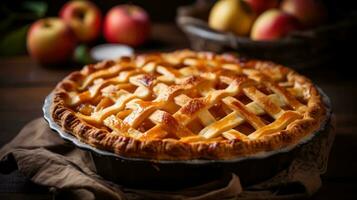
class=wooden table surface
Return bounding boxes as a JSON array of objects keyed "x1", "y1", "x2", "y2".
[{"x1": 0, "y1": 23, "x2": 357, "y2": 199}]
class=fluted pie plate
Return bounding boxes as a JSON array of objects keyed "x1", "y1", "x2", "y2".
[{"x1": 43, "y1": 50, "x2": 332, "y2": 188}]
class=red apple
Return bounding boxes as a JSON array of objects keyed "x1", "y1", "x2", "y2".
[
  {"x1": 27, "y1": 18, "x2": 77, "y2": 65},
  {"x1": 244, "y1": 0, "x2": 278, "y2": 15},
  {"x1": 60, "y1": 0, "x2": 102, "y2": 42},
  {"x1": 281, "y1": 0, "x2": 327, "y2": 28},
  {"x1": 103, "y1": 5, "x2": 150, "y2": 47},
  {"x1": 251, "y1": 9, "x2": 300, "y2": 41}
]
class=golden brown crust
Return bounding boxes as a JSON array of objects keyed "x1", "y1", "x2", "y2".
[{"x1": 50, "y1": 50, "x2": 327, "y2": 160}]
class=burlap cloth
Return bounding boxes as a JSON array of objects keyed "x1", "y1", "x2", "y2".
[{"x1": 0, "y1": 116, "x2": 335, "y2": 200}]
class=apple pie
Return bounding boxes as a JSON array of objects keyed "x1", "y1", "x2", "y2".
[{"x1": 51, "y1": 50, "x2": 327, "y2": 160}]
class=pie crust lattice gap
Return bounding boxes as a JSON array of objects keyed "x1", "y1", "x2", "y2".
[{"x1": 51, "y1": 50, "x2": 326, "y2": 160}]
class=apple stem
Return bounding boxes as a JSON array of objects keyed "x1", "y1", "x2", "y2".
[
  {"x1": 74, "y1": 9, "x2": 86, "y2": 21},
  {"x1": 43, "y1": 21, "x2": 51, "y2": 28}
]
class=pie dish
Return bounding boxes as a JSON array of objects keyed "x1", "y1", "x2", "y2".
[{"x1": 51, "y1": 50, "x2": 327, "y2": 160}]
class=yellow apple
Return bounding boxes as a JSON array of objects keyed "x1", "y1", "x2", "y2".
[
  {"x1": 208, "y1": 0, "x2": 255, "y2": 36},
  {"x1": 27, "y1": 18, "x2": 77, "y2": 65}
]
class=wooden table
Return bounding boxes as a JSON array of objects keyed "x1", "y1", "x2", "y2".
[{"x1": 0, "y1": 23, "x2": 357, "y2": 199}]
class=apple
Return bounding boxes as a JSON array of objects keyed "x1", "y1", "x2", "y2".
[
  {"x1": 244, "y1": 0, "x2": 279, "y2": 15},
  {"x1": 103, "y1": 5, "x2": 150, "y2": 47},
  {"x1": 250, "y1": 9, "x2": 300, "y2": 41},
  {"x1": 27, "y1": 18, "x2": 77, "y2": 65},
  {"x1": 208, "y1": 0, "x2": 255, "y2": 36},
  {"x1": 60, "y1": 0, "x2": 102, "y2": 42},
  {"x1": 281, "y1": 0, "x2": 327, "y2": 28}
]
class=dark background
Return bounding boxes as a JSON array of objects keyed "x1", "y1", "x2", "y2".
[
  {"x1": 1, "y1": 0, "x2": 357, "y2": 56},
  {"x1": 0, "y1": 0, "x2": 196, "y2": 56},
  {"x1": 1, "y1": 0, "x2": 357, "y2": 199}
]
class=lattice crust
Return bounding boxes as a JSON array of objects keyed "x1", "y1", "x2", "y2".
[{"x1": 51, "y1": 50, "x2": 326, "y2": 160}]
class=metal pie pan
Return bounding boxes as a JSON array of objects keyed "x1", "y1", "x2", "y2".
[{"x1": 43, "y1": 87, "x2": 332, "y2": 189}]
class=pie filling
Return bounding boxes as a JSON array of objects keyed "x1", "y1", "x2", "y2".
[{"x1": 51, "y1": 50, "x2": 326, "y2": 160}]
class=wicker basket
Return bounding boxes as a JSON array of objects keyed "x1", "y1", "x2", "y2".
[{"x1": 176, "y1": 1, "x2": 357, "y2": 68}]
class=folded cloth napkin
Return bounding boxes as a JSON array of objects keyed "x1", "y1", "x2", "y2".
[{"x1": 0, "y1": 117, "x2": 335, "y2": 200}]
